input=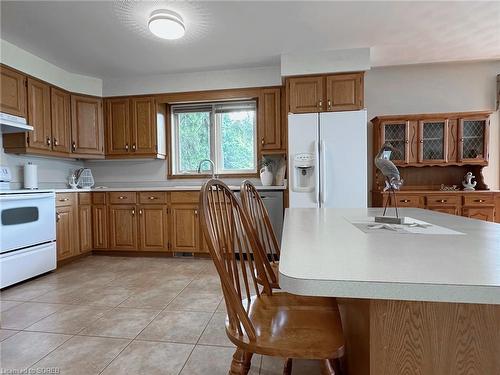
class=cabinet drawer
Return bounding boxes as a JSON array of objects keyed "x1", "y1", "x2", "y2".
[
  {"x1": 385, "y1": 194, "x2": 423, "y2": 207},
  {"x1": 92, "y1": 192, "x2": 106, "y2": 204},
  {"x1": 463, "y1": 194, "x2": 494, "y2": 206},
  {"x1": 79, "y1": 192, "x2": 92, "y2": 205},
  {"x1": 139, "y1": 192, "x2": 167, "y2": 204},
  {"x1": 108, "y1": 191, "x2": 137, "y2": 204},
  {"x1": 425, "y1": 194, "x2": 460, "y2": 206},
  {"x1": 56, "y1": 193, "x2": 76, "y2": 207},
  {"x1": 171, "y1": 191, "x2": 199, "y2": 204}
]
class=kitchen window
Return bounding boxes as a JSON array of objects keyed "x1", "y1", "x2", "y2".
[{"x1": 171, "y1": 100, "x2": 257, "y2": 176}]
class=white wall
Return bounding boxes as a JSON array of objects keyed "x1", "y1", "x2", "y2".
[
  {"x1": 365, "y1": 60, "x2": 500, "y2": 190},
  {"x1": 0, "y1": 136, "x2": 83, "y2": 189},
  {"x1": 103, "y1": 66, "x2": 282, "y2": 97},
  {"x1": 0, "y1": 39, "x2": 102, "y2": 96}
]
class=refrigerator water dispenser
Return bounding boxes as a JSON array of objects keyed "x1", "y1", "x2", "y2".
[{"x1": 292, "y1": 153, "x2": 315, "y2": 192}]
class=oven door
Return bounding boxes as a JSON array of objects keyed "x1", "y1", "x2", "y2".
[{"x1": 0, "y1": 192, "x2": 56, "y2": 253}]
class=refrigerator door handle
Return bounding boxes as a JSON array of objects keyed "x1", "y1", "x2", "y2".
[
  {"x1": 314, "y1": 140, "x2": 320, "y2": 204},
  {"x1": 320, "y1": 140, "x2": 327, "y2": 205}
]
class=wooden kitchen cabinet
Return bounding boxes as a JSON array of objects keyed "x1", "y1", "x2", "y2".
[
  {"x1": 287, "y1": 72, "x2": 364, "y2": 113},
  {"x1": 26, "y1": 77, "x2": 52, "y2": 151},
  {"x1": 131, "y1": 96, "x2": 157, "y2": 155},
  {"x1": 462, "y1": 207, "x2": 495, "y2": 222},
  {"x1": 0, "y1": 64, "x2": 26, "y2": 117},
  {"x1": 55, "y1": 193, "x2": 79, "y2": 261},
  {"x1": 92, "y1": 204, "x2": 108, "y2": 249},
  {"x1": 50, "y1": 87, "x2": 71, "y2": 154},
  {"x1": 138, "y1": 205, "x2": 168, "y2": 251},
  {"x1": 105, "y1": 97, "x2": 130, "y2": 155},
  {"x1": 374, "y1": 120, "x2": 418, "y2": 165},
  {"x1": 259, "y1": 88, "x2": 282, "y2": 151},
  {"x1": 418, "y1": 119, "x2": 448, "y2": 164},
  {"x1": 71, "y1": 94, "x2": 104, "y2": 158},
  {"x1": 109, "y1": 204, "x2": 138, "y2": 250},
  {"x1": 78, "y1": 193, "x2": 92, "y2": 254},
  {"x1": 458, "y1": 116, "x2": 489, "y2": 164},
  {"x1": 325, "y1": 73, "x2": 363, "y2": 111},
  {"x1": 170, "y1": 204, "x2": 200, "y2": 252}
]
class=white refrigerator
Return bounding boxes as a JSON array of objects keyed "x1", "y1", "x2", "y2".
[{"x1": 288, "y1": 110, "x2": 367, "y2": 208}]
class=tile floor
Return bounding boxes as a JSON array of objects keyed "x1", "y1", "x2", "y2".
[{"x1": 0, "y1": 255, "x2": 322, "y2": 374}]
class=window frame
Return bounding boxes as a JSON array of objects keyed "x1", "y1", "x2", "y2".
[{"x1": 170, "y1": 99, "x2": 258, "y2": 177}]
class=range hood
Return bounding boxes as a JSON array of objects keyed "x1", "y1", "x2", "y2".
[{"x1": 0, "y1": 112, "x2": 34, "y2": 133}]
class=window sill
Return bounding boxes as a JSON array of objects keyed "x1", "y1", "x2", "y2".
[{"x1": 167, "y1": 173, "x2": 259, "y2": 180}]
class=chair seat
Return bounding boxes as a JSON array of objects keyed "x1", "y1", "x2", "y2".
[{"x1": 225, "y1": 293, "x2": 345, "y2": 359}]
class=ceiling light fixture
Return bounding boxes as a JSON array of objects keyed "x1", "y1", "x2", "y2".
[{"x1": 148, "y1": 9, "x2": 185, "y2": 40}]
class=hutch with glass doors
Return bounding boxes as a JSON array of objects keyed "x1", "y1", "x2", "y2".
[{"x1": 371, "y1": 111, "x2": 499, "y2": 223}]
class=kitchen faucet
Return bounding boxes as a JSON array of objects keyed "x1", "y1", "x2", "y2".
[{"x1": 197, "y1": 159, "x2": 218, "y2": 179}]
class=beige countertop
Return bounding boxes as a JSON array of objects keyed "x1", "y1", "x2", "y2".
[{"x1": 53, "y1": 185, "x2": 286, "y2": 193}]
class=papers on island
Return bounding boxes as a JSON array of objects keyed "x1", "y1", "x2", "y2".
[{"x1": 346, "y1": 216, "x2": 464, "y2": 235}]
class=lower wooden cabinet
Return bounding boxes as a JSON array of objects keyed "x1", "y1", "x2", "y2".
[
  {"x1": 109, "y1": 204, "x2": 138, "y2": 250},
  {"x1": 78, "y1": 204, "x2": 92, "y2": 253},
  {"x1": 170, "y1": 204, "x2": 200, "y2": 252},
  {"x1": 138, "y1": 205, "x2": 168, "y2": 251},
  {"x1": 462, "y1": 207, "x2": 495, "y2": 222},
  {"x1": 55, "y1": 205, "x2": 78, "y2": 261},
  {"x1": 92, "y1": 205, "x2": 108, "y2": 249}
]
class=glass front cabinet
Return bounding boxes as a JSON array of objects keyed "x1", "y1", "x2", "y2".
[{"x1": 372, "y1": 112, "x2": 491, "y2": 167}]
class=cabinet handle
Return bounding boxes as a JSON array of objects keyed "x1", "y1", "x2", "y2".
[
  {"x1": 139, "y1": 209, "x2": 143, "y2": 215},
  {"x1": 400, "y1": 199, "x2": 410, "y2": 203},
  {"x1": 261, "y1": 137, "x2": 265, "y2": 146},
  {"x1": 194, "y1": 209, "x2": 198, "y2": 215},
  {"x1": 132, "y1": 144, "x2": 136, "y2": 151},
  {"x1": 125, "y1": 143, "x2": 129, "y2": 151},
  {"x1": 72, "y1": 141, "x2": 76, "y2": 152},
  {"x1": 437, "y1": 199, "x2": 447, "y2": 203},
  {"x1": 475, "y1": 199, "x2": 485, "y2": 203},
  {"x1": 327, "y1": 99, "x2": 331, "y2": 110},
  {"x1": 318, "y1": 100, "x2": 323, "y2": 109},
  {"x1": 118, "y1": 196, "x2": 126, "y2": 200},
  {"x1": 56, "y1": 212, "x2": 61, "y2": 222},
  {"x1": 46, "y1": 137, "x2": 51, "y2": 146},
  {"x1": 405, "y1": 139, "x2": 409, "y2": 144},
  {"x1": 53, "y1": 138, "x2": 58, "y2": 146},
  {"x1": 419, "y1": 140, "x2": 424, "y2": 143},
  {"x1": 132, "y1": 208, "x2": 135, "y2": 216},
  {"x1": 148, "y1": 196, "x2": 157, "y2": 200},
  {"x1": 459, "y1": 138, "x2": 464, "y2": 142},
  {"x1": 59, "y1": 198, "x2": 69, "y2": 202}
]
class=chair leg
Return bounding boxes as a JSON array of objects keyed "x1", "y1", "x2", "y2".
[
  {"x1": 229, "y1": 348, "x2": 253, "y2": 375},
  {"x1": 283, "y1": 358, "x2": 293, "y2": 375}
]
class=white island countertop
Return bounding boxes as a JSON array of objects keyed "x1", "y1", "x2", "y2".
[{"x1": 279, "y1": 208, "x2": 500, "y2": 304}]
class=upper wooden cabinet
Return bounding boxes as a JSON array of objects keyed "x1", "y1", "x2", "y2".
[
  {"x1": 104, "y1": 96, "x2": 165, "y2": 158},
  {"x1": 27, "y1": 77, "x2": 52, "y2": 151},
  {"x1": 259, "y1": 88, "x2": 282, "y2": 151},
  {"x1": 71, "y1": 94, "x2": 104, "y2": 157},
  {"x1": 372, "y1": 111, "x2": 492, "y2": 167},
  {"x1": 287, "y1": 72, "x2": 364, "y2": 113},
  {"x1": 0, "y1": 65, "x2": 26, "y2": 117},
  {"x1": 50, "y1": 87, "x2": 71, "y2": 154}
]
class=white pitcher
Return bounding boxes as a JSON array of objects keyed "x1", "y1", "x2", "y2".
[{"x1": 260, "y1": 165, "x2": 273, "y2": 186}]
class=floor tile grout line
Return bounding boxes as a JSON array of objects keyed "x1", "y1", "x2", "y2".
[{"x1": 25, "y1": 331, "x2": 77, "y2": 371}]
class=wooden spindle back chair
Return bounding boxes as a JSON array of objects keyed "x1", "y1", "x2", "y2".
[{"x1": 240, "y1": 180, "x2": 280, "y2": 288}]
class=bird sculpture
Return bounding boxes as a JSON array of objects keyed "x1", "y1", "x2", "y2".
[{"x1": 374, "y1": 142, "x2": 404, "y2": 217}]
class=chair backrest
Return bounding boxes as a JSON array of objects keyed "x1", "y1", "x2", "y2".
[
  {"x1": 199, "y1": 179, "x2": 274, "y2": 341},
  {"x1": 240, "y1": 181, "x2": 280, "y2": 283}
]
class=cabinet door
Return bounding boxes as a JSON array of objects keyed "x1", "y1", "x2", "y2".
[
  {"x1": 288, "y1": 76, "x2": 324, "y2": 113},
  {"x1": 131, "y1": 97, "x2": 156, "y2": 154},
  {"x1": 56, "y1": 205, "x2": 77, "y2": 260},
  {"x1": 92, "y1": 205, "x2": 108, "y2": 249},
  {"x1": 325, "y1": 73, "x2": 363, "y2": 111},
  {"x1": 171, "y1": 204, "x2": 200, "y2": 252},
  {"x1": 27, "y1": 78, "x2": 52, "y2": 151},
  {"x1": 458, "y1": 117, "x2": 489, "y2": 164},
  {"x1": 105, "y1": 98, "x2": 130, "y2": 155},
  {"x1": 379, "y1": 121, "x2": 412, "y2": 165},
  {"x1": 418, "y1": 119, "x2": 448, "y2": 164},
  {"x1": 79, "y1": 205, "x2": 92, "y2": 253},
  {"x1": 462, "y1": 207, "x2": 495, "y2": 222},
  {"x1": 138, "y1": 205, "x2": 168, "y2": 251},
  {"x1": 0, "y1": 65, "x2": 26, "y2": 117},
  {"x1": 50, "y1": 87, "x2": 71, "y2": 154},
  {"x1": 109, "y1": 205, "x2": 138, "y2": 250},
  {"x1": 71, "y1": 95, "x2": 104, "y2": 156},
  {"x1": 259, "y1": 88, "x2": 281, "y2": 150}
]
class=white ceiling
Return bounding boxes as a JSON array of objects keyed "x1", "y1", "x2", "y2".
[{"x1": 1, "y1": 1, "x2": 499, "y2": 79}]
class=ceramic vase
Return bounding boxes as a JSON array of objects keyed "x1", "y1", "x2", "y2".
[{"x1": 260, "y1": 166, "x2": 273, "y2": 186}]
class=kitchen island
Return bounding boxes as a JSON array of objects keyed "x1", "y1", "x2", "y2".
[{"x1": 279, "y1": 208, "x2": 500, "y2": 375}]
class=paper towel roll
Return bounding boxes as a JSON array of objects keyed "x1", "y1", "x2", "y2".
[{"x1": 24, "y1": 162, "x2": 38, "y2": 189}]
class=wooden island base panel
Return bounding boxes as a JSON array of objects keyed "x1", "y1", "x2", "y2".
[{"x1": 338, "y1": 299, "x2": 500, "y2": 375}]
